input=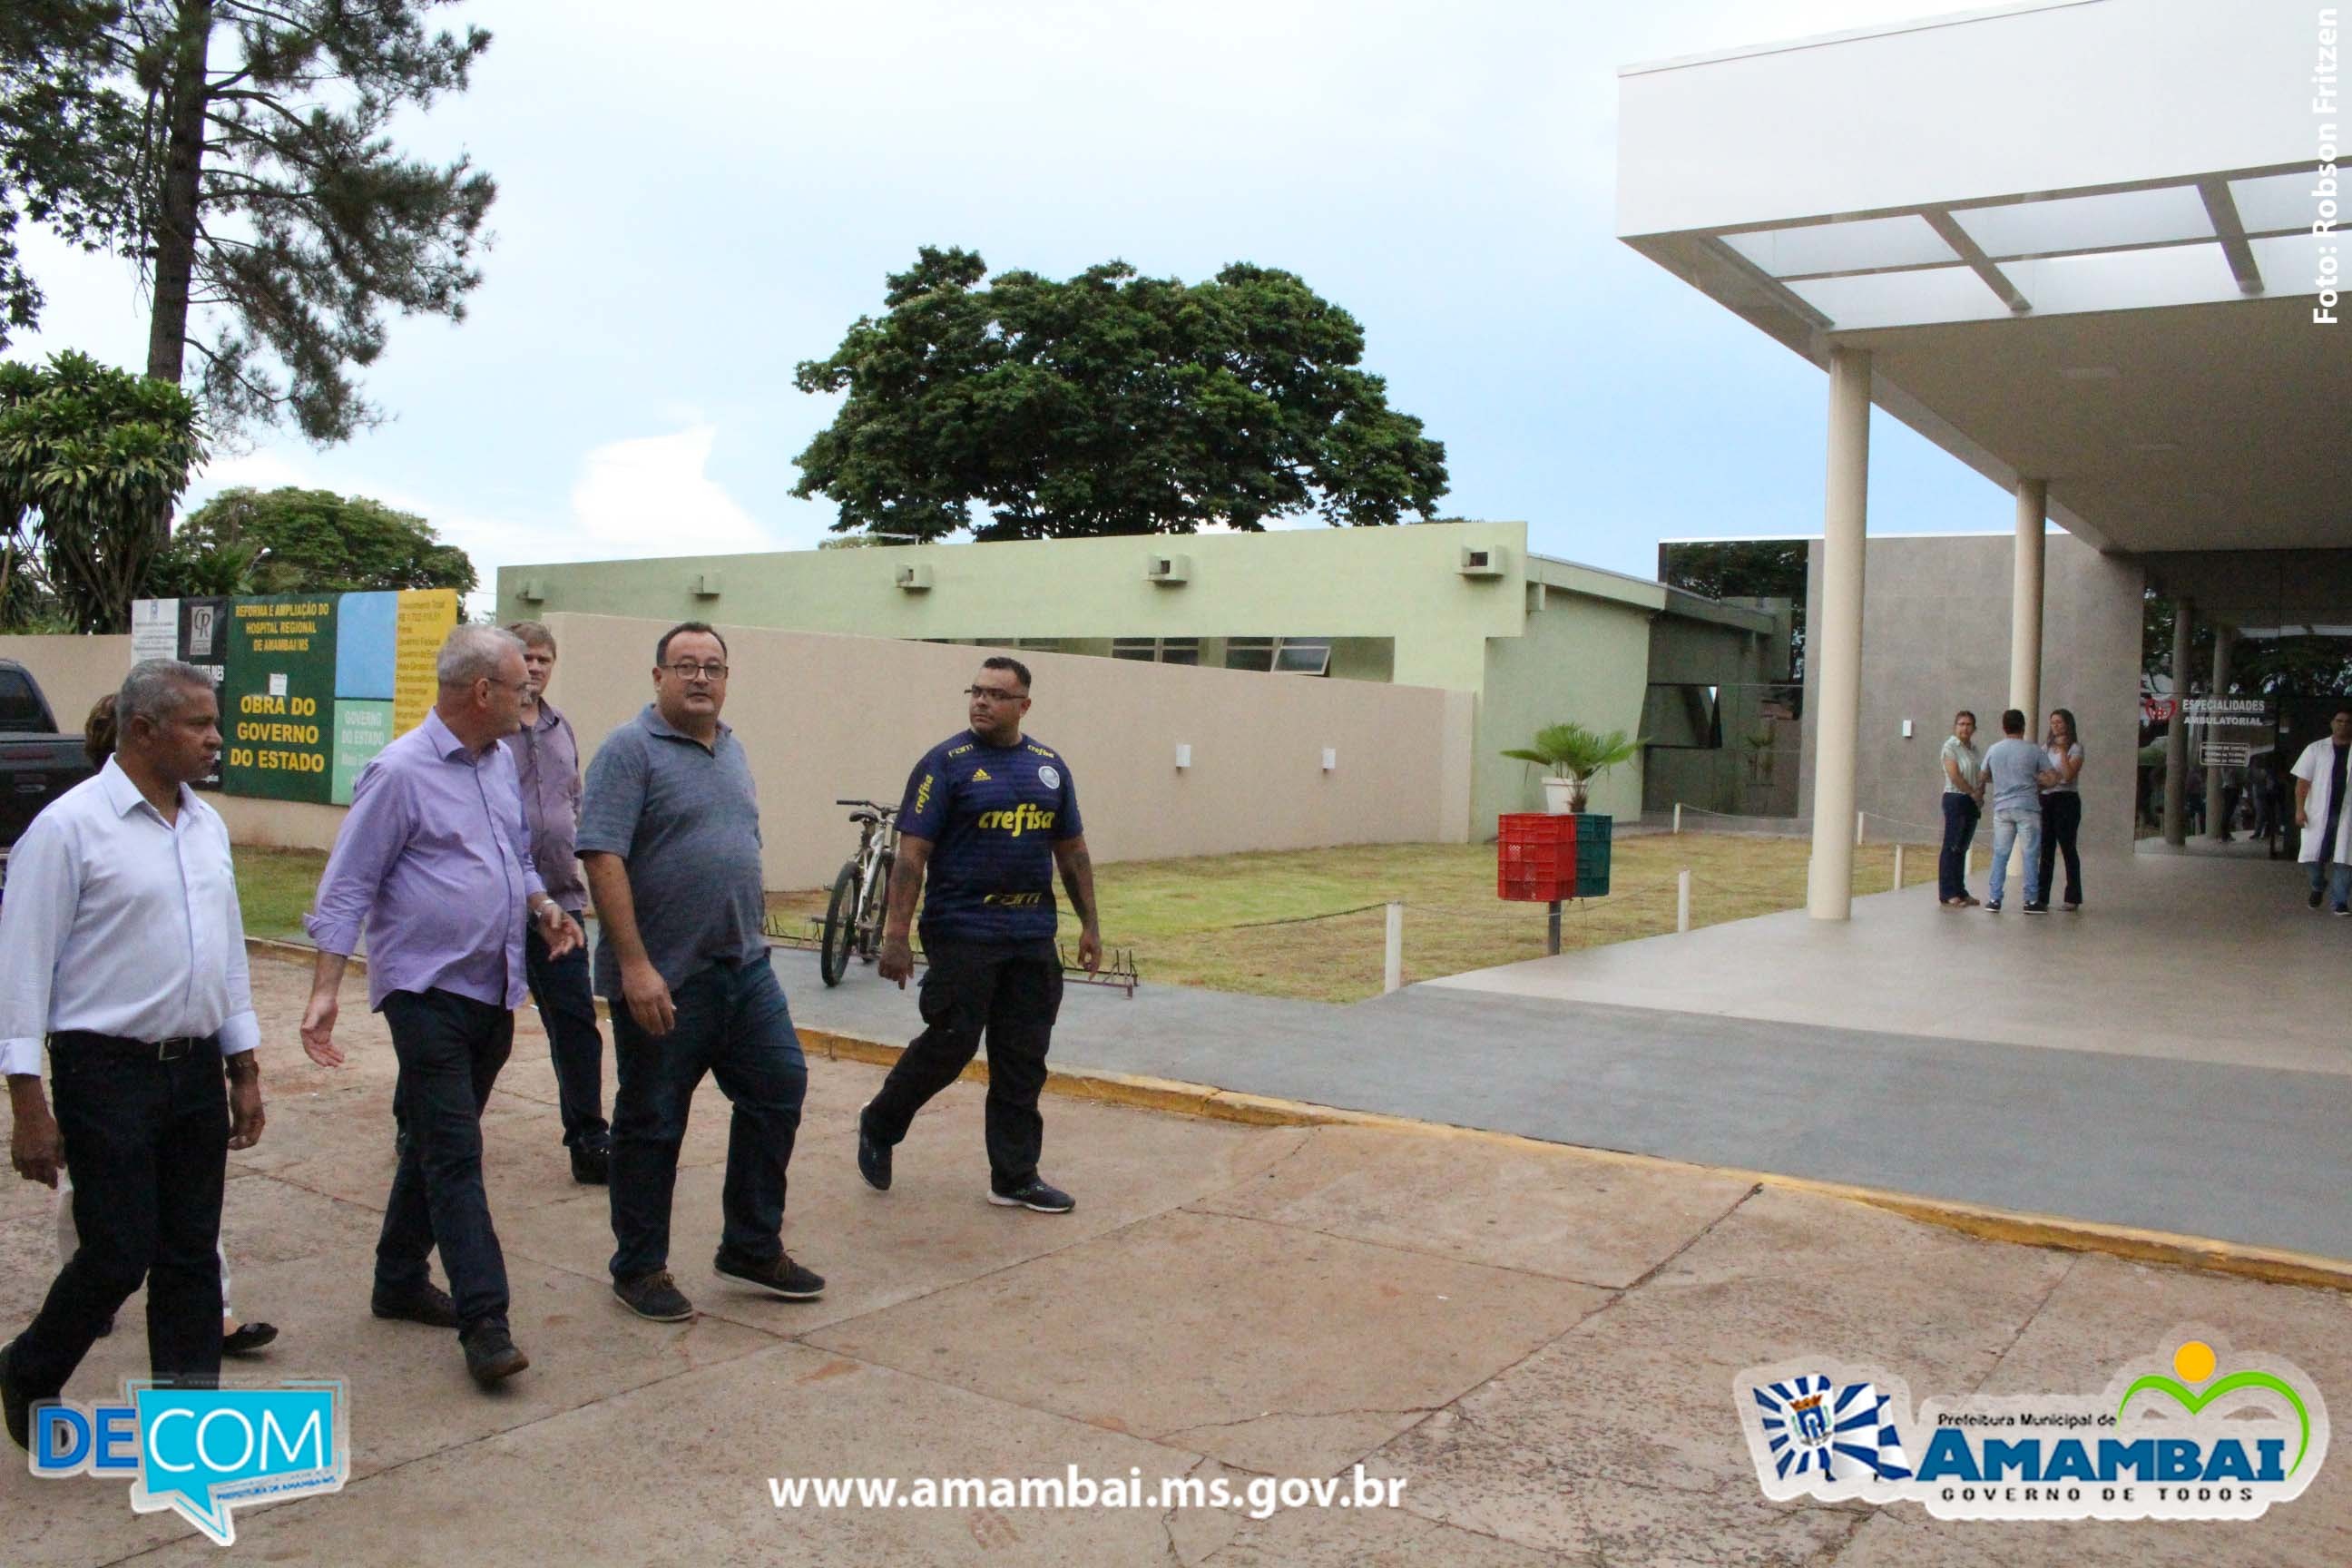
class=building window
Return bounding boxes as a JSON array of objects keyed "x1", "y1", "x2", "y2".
[
  {"x1": 1225, "y1": 637, "x2": 1275, "y2": 672},
  {"x1": 1114, "y1": 637, "x2": 1202, "y2": 665},
  {"x1": 1224, "y1": 637, "x2": 1330, "y2": 675},
  {"x1": 1273, "y1": 638, "x2": 1332, "y2": 676}
]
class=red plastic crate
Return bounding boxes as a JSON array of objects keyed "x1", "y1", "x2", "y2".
[{"x1": 1496, "y1": 812, "x2": 1576, "y2": 902}]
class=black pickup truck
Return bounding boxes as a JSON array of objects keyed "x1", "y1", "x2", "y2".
[{"x1": 0, "y1": 659, "x2": 95, "y2": 853}]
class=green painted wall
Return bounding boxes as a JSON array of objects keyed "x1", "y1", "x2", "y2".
[
  {"x1": 502, "y1": 523, "x2": 1714, "y2": 840},
  {"x1": 1475, "y1": 588, "x2": 1657, "y2": 832},
  {"x1": 504, "y1": 523, "x2": 1538, "y2": 652}
]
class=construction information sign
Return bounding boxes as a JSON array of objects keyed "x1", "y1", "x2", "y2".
[{"x1": 220, "y1": 597, "x2": 339, "y2": 803}]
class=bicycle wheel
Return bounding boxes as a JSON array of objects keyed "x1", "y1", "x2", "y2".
[
  {"x1": 819, "y1": 859, "x2": 860, "y2": 986},
  {"x1": 857, "y1": 852, "x2": 895, "y2": 960}
]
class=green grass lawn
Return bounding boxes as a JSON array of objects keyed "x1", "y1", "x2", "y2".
[
  {"x1": 764, "y1": 833, "x2": 1926, "y2": 1004},
  {"x1": 239, "y1": 832, "x2": 1926, "y2": 1006}
]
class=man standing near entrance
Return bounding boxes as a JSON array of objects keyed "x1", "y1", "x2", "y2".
[
  {"x1": 580, "y1": 622, "x2": 823, "y2": 1324},
  {"x1": 2291, "y1": 709, "x2": 2352, "y2": 913},
  {"x1": 1981, "y1": 708, "x2": 2057, "y2": 915},
  {"x1": 859, "y1": 656, "x2": 1101, "y2": 1213},
  {"x1": 503, "y1": 622, "x2": 612, "y2": 1184},
  {"x1": 0, "y1": 662, "x2": 266, "y2": 1449},
  {"x1": 302, "y1": 625, "x2": 579, "y2": 1387}
]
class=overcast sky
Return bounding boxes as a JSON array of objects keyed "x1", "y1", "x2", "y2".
[{"x1": 7, "y1": 0, "x2": 2020, "y2": 596}]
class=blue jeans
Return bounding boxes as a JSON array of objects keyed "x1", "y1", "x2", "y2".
[
  {"x1": 1938, "y1": 794, "x2": 1980, "y2": 901},
  {"x1": 1988, "y1": 808, "x2": 2043, "y2": 906},
  {"x1": 607, "y1": 953, "x2": 806, "y2": 1280},
  {"x1": 377, "y1": 990, "x2": 513, "y2": 1334},
  {"x1": 2310, "y1": 860, "x2": 2352, "y2": 908}
]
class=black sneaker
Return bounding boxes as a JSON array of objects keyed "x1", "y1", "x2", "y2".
[
  {"x1": 988, "y1": 1178, "x2": 1075, "y2": 1213},
  {"x1": 569, "y1": 1141, "x2": 610, "y2": 1185},
  {"x1": 2312, "y1": 887, "x2": 2327, "y2": 909},
  {"x1": 372, "y1": 1281, "x2": 461, "y2": 1328},
  {"x1": 2023, "y1": 901, "x2": 2050, "y2": 915},
  {"x1": 857, "y1": 1107, "x2": 891, "y2": 1191},
  {"x1": 1984, "y1": 900, "x2": 2003, "y2": 914},
  {"x1": 0, "y1": 1339, "x2": 30, "y2": 1453},
  {"x1": 713, "y1": 1249, "x2": 825, "y2": 1300},
  {"x1": 460, "y1": 1323, "x2": 529, "y2": 1387},
  {"x1": 612, "y1": 1269, "x2": 695, "y2": 1322}
]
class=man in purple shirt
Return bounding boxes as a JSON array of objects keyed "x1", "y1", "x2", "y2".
[
  {"x1": 502, "y1": 622, "x2": 610, "y2": 1185},
  {"x1": 300, "y1": 626, "x2": 583, "y2": 1388}
]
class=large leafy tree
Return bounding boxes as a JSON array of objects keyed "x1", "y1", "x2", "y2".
[
  {"x1": 0, "y1": 349, "x2": 204, "y2": 632},
  {"x1": 0, "y1": 1, "x2": 494, "y2": 442},
  {"x1": 792, "y1": 247, "x2": 1449, "y2": 541},
  {"x1": 177, "y1": 482, "x2": 473, "y2": 593}
]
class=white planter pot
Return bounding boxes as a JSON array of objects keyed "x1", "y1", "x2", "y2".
[{"x1": 1542, "y1": 777, "x2": 1586, "y2": 815}]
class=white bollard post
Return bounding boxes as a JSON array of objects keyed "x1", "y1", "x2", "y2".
[
  {"x1": 1856, "y1": 809, "x2": 1867, "y2": 847},
  {"x1": 1893, "y1": 843, "x2": 1905, "y2": 892},
  {"x1": 1672, "y1": 802, "x2": 1682, "y2": 835},
  {"x1": 1676, "y1": 869, "x2": 1691, "y2": 934},
  {"x1": 1383, "y1": 901, "x2": 1403, "y2": 995}
]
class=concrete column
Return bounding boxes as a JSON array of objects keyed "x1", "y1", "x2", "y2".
[
  {"x1": 1808, "y1": 346, "x2": 1870, "y2": 920},
  {"x1": 2205, "y1": 624, "x2": 2234, "y2": 840},
  {"x1": 2163, "y1": 598, "x2": 2193, "y2": 846},
  {"x1": 2009, "y1": 479, "x2": 2047, "y2": 722}
]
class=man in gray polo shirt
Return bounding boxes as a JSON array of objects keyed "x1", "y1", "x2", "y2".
[{"x1": 577, "y1": 622, "x2": 825, "y2": 1322}]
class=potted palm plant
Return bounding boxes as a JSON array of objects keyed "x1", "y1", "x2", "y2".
[{"x1": 1502, "y1": 721, "x2": 1644, "y2": 814}]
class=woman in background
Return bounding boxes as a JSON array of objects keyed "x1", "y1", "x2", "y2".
[{"x1": 2037, "y1": 707, "x2": 2086, "y2": 911}]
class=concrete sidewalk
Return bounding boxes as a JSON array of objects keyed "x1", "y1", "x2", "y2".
[
  {"x1": 5, "y1": 951, "x2": 2349, "y2": 1566},
  {"x1": 778, "y1": 907, "x2": 2352, "y2": 1265}
]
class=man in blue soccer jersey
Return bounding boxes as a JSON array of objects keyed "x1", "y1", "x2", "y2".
[{"x1": 862, "y1": 656, "x2": 1101, "y2": 1212}]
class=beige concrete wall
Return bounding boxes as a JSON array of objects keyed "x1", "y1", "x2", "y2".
[
  {"x1": 0, "y1": 622, "x2": 1476, "y2": 885},
  {"x1": 541, "y1": 614, "x2": 1470, "y2": 889},
  {"x1": 1798, "y1": 533, "x2": 2143, "y2": 859},
  {"x1": 0, "y1": 634, "x2": 135, "y2": 734}
]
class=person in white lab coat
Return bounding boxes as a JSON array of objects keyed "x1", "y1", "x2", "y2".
[{"x1": 2291, "y1": 709, "x2": 2352, "y2": 913}]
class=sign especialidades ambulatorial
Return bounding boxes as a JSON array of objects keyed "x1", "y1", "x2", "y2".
[
  {"x1": 1735, "y1": 1328, "x2": 2328, "y2": 1522},
  {"x1": 27, "y1": 1379, "x2": 350, "y2": 1546}
]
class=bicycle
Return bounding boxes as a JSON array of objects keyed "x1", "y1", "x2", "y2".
[{"x1": 820, "y1": 798, "x2": 900, "y2": 986}]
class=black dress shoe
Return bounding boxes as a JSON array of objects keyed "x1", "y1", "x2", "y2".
[
  {"x1": 570, "y1": 1142, "x2": 610, "y2": 1185},
  {"x1": 223, "y1": 1322, "x2": 279, "y2": 1357},
  {"x1": 857, "y1": 1106, "x2": 891, "y2": 1191},
  {"x1": 461, "y1": 1324, "x2": 529, "y2": 1386},
  {"x1": 372, "y1": 1282, "x2": 462, "y2": 1328}
]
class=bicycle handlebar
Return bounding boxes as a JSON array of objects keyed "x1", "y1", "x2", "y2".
[{"x1": 836, "y1": 798, "x2": 897, "y2": 814}]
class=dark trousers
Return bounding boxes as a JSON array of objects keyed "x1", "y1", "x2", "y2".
[
  {"x1": 607, "y1": 954, "x2": 806, "y2": 1280},
  {"x1": 1938, "y1": 794, "x2": 1980, "y2": 901},
  {"x1": 866, "y1": 939, "x2": 1063, "y2": 1194},
  {"x1": 2037, "y1": 791, "x2": 2084, "y2": 906},
  {"x1": 524, "y1": 923, "x2": 609, "y2": 1150},
  {"x1": 12, "y1": 1040, "x2": 227, "y2": 1398},
  {"x1": 377, "y1": 990, "x2": 513, "y2": 1334}
]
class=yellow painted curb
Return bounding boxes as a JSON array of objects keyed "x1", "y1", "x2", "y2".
[
  {"x1": 247, "y1": 940, "x2": 2352, "y2": 1294},
  {"x1": 799, "y1": 1023, "x2": 2352, "y2": 1293}
]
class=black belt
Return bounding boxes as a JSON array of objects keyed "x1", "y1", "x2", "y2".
[{"x1": 51, "y1": 1030, "x2": 220, "y2": 1063}]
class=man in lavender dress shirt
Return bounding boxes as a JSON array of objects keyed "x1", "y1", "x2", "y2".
[
  {"x1": 300, "y1": 626, "x2": 583, "y2": 1387},
  {"x1": 501, "y1": 622, "x2": 610, "y2": 1185}
]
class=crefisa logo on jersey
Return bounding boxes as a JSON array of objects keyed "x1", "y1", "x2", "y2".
[{"x1": 1734, "y1": 1328, "x2": 2328, "y2": 1522}]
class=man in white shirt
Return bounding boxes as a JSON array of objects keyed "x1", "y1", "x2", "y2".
[{"x1": 0, "y1": 661, "x2": 267, "y2": 1451}]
